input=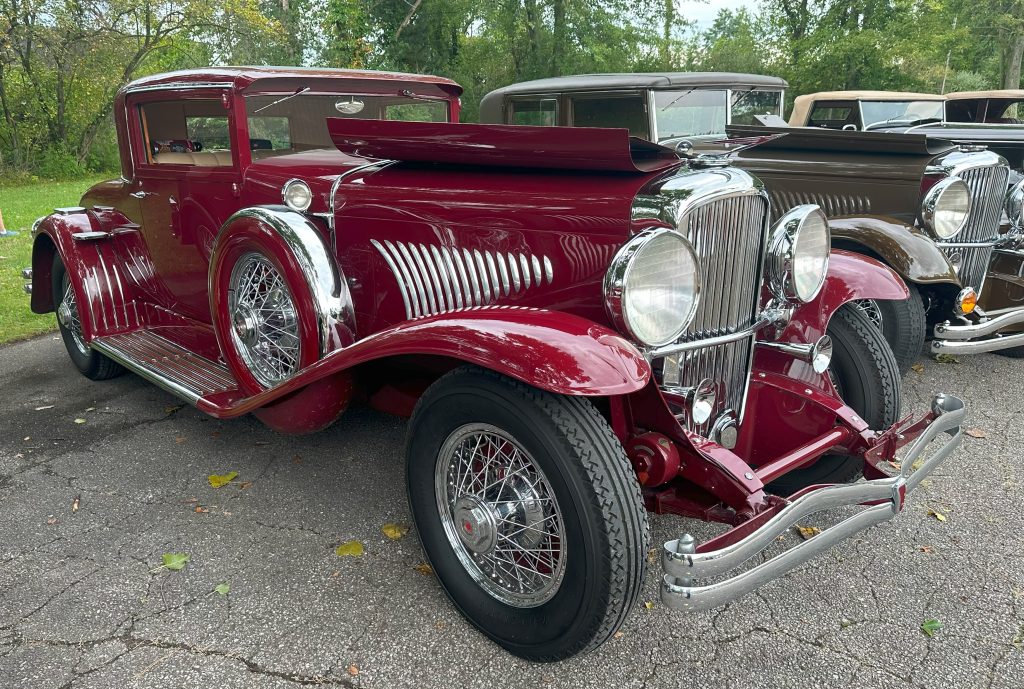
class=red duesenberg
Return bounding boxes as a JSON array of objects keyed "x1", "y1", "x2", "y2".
[{"x1": 22, "y1": 68, "x2": 965, "y2": 660}]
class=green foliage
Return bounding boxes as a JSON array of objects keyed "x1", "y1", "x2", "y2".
[{"x1": 35, "y1": 148, "x2": 87, "y2": 181}]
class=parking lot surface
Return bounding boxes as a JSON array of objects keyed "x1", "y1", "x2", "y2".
[{"x1": 0, "y1": 334, "x2": 1022, "y2": 688}]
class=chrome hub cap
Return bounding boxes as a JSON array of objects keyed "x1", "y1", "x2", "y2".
[
  {"x1": 227, "y1": 253, "x2": 301, "y2": 388},
  {"x1": 59, "y1": 273, "x2": 88, "y2": 356},
  {"x1": 435, "y1": 423, "x2": 566, "y2": 607}
]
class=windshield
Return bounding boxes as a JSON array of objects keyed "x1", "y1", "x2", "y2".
[
  {"x1": 731, "y1": 90, "x2": 784, "y2": 125},
  {"x1": 244, "y1": 92, "x2": 449, "y2": 158},
  {"x1": 861, "y1": 100, "x2": 943, "y2": 128},
  {"x1": 654, "y1": 89, "x2": 728, "y2": 141}
]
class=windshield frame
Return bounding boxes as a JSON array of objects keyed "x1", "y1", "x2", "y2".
[{"x1": 648, "y1": 87, "x2": 785, "y2": 143}]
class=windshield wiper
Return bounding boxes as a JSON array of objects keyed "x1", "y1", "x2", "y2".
[
  {"x1": 730, "y1": 87, "x2": 758, "y2": 109},
  {"x1": 660, "y1": 88, "x2": 696, "y2": 111},
  {"x1": 253, "y1": 86, "x2": 311, "y2": 114}
]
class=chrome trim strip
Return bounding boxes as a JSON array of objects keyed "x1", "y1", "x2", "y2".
[
  {"x1": 660, "y1": 394, "x2": 965, "y2": 612},
  {"x1": 123, "y1": 81, "x2": 234, "y2": 94},
  {"x1": 371, "y1": 240, "x2": 413, "y2": 318},
  {"x1": 72, "y1": 232, "x2": 110, "y2": 241},
  {"x1": 94, "y1": 246, "x2": 117, "y2": 329}
]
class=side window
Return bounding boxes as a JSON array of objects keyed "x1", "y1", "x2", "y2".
[
  {"x1": 570, "y1": 96, "x2": 648, "y2": 139},
  {"x1": 138, "y1": 99, "x2": 233, "y2": 167},
  {"x1": 807, "y1": 104, "x2": 855, "y2": 129},
  {"x1": 510, "y1": 98, "x2": 558, "y2": 126}
]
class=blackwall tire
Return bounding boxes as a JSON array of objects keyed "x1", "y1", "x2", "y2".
[
  {"x1": 852, "y1": 282, "x2": 926, "y2": 374},
  {"x1": 767, "y1": 304, "x2": 901, "y2": 494},
  {"x1": 406, "y1": 367, "x2": 649, "y2": 661},
  {"x1": 51, "y1": 253, "x2": 123, "y2": 381}
]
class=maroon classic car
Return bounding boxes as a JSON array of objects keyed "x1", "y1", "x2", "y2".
[{"x1": 22, "y1": 68, "x2": 964, "y2": 660}]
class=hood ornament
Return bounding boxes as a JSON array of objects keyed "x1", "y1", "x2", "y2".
[{"x1": 676, "y1": 133, "x2": 788, "y2": 168}]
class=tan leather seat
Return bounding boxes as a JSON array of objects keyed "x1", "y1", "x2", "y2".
[{"x1": 154, "y1": 152, "x2": 195, "y2": 165}]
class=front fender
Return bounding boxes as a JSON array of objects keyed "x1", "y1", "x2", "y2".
[
  {"x1": 202, "y1": 307, "x2": 651, "y2": 417},
  {"x1": 780, "y1": 249, "x2": 909, "y2": 343},
  {"x1": 830, "y1": 215, "x2": 960, "y2": 285}
]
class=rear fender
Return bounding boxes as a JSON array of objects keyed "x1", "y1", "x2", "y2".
[
  {"x1": 779, "y1": 249, "x2": 909, "y2": 344},
  {"x1": 830, "y1": 215, "x2": 960, "y2": 285},
  {"x1": 203, "y1": 307, "x2": 651, "y2": 417}
]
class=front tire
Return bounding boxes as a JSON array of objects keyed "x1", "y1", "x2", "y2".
[
  {"x1": 406, "y1": 368, "x2": 649, "y2": 661},
  {"x1": 51, "y1": 253, "x2": 123, "y2": 380},
  {"x1": 851, "y1": 282, "x2": 925, "y2": 374},
  {"x1": 768, "y1": 304, "x2": 900, "y2": 494}
]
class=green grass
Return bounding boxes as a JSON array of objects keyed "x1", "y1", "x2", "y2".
[{"x1": 0, "y1": 176, "x2": 109, "y2": 344}]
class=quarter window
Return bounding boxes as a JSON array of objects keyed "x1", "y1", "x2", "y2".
[{"x1": 511, "y1": 99, "x2": 558, "y2": 126}]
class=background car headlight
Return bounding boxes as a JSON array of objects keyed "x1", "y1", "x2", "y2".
[
  {"x1": 1005, "y1": 178, "x2": 1024, "y2": 227},
  {"x1": 604, "y1": 229, "x2": 700, "y2": 347},
  {"x1": 921, "y1": 177, "x2": 970, "y2": 239},
  {"x1": 282, "y1": 179, "x2": 312, "y2": 212},
  {"x1": 767, "y1": 205, "x2": 831, "y2": 304}
]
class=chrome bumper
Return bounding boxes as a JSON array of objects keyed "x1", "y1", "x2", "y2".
[
  {"x1": 931, "y1": 308, "x2": 1024, "y2": 354},
  {"x1": 660, "y1": 393, "x2": 965, "y2": 613},
  {"x1": 21, "y1": 268, "x2": 32, "y2": 294}
]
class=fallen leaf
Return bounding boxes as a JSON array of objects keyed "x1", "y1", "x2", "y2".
[
  {"x1": 887, "y1": 460, "x2": 902, "y2": 470},
  {"x1": 238, "y1": 481, "x2": 253, "y2": 490},
  {"x1": 194, "y1": 506, "x2": 208, "y2": 513},
  {"x1": 613, "y1": 631, "x2": 624, "y2": 639},
  {"x1": 208, "y1": 471, "x2": 238, "y2": 488},
  {"x1": 161, "y1": 553, "x2": 190, "y2": 571},
  {"x1": 210, "y1": 431, "x2": 220, "y2": 438},
  {"x1": 331, "y1": 570, "x2": 341, "y2": 577},
  {"x1": 175, "y1": 437, "x2": 186, "y2": 444},
  {"x1": 934, "y1": 353, "x2": 960, "y2": 364},
  {"x1": 34, "y1": 405, "x2": 54, "y2": 411},
  {"x1": 1013, "y1": 623, "x2": 1024, "y2": 646},
  {"x1": 920, "y1": 618, "x2": 942, "y2": 637},
  {"x1": 919, "y1": 546, "x2": 935, "y2": 554},
  {"x1": 643, "y1": 600, "x2": 654, "y2": 610},
  {"x1": 23, "y1": 436, "x2": 30, "y2": 441},
  {"x1": 382, "y1": 523, "x2": 409, "y2": 540},
  {"x1": 164, "y1": 404, "x2": 184, "y2": 415},
  {"x1": 796, "y1": 525, "x2": 822, "y2": 540},
  {"x1": 927, "y1": 509, "x2": 947, "y2": 522},
  {"x1": 214, "y1": 583, "x2": 230, "y2": 595},
  {"x1": 292, "y1": 455, "x2": 302, "y2": 464},
  {"x1": 347, "y1": 665, "x2": 359, "y2": 677},
  {"x1": 910, "y1": 363, "x2": 925, "y2": 374},
  {"x1": 73, "y1": 418, "x2": 86, "y2": 424},
  {"x1": 964, "y1": 427, "x2": 988, "y2": 439},
  {"x1": 46, "y1": 517, "x2": 58, "y2": 525},
  {"x1": 222, "y1": 511, "x2": 232, "y2": 516},
  {"x1": 71, "y1": 496, "x2": 80, "y2": 512},
  {"x1": 413, "y1": 562, "x2": 434, "y2": 576},
  {"x1": 335, "y1": 540, "x2": 364, "y2": 557},
  {"x1": 85, "y1": 407, "x2": 95, "y2": 412},
  {"x1": 254, "y1": 441, "x2": 269, "y2": 446},
  {"x1": 647, "y1": 548, "x2": 659, "y2": 564}
]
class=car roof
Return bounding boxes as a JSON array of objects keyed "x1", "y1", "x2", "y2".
[
  {"x1": 945, "y1": 89, "x2": 1024, "y2": 100},
  {"x1": 790, "y1": 91, "x2": 945, "y2": 125},
  {"x1": 485, "y1": 72, "x2": 787, "y2": 96},
  {"x1": 122, "y1": 66, "x2": 463, "y2": 96}
]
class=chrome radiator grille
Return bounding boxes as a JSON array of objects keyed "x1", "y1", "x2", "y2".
[
  {"x1": 661, "y1": 193, "x2": 769, "y2": 436},
  {"x1": 939, "y1": 164, "x2": 1009, "y2": 291}
]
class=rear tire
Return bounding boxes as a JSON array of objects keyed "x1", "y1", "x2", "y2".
[
  {"x1": 406, "y1": 367, "x2": 648, "y2": 661},
  {"x1": 767, "y1": 304, "x2": 900, "y2": 494},
  {"x1": 51, "y1": 253, "x2": 123, "y2": 381},
  {"x1": 851, "y1": 282, "x2": 925, "y2": 374}
]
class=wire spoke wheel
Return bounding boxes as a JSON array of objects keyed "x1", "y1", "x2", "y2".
[
  {"x1": 435, "y1": 423, "x2": 567, "y2": 608},
  {"x1": 58, "y1": 271, "x2": 88, "y2": 356},
  {"x1": 852, "y1": 299, "x2": 883, "y2": 329},
  {"x1": 227, "y1": 253, "x2": 301, "y2": 387}
]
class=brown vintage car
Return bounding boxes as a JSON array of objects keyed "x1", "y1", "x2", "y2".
[{"x1": 481, "y1": 73, "x2": 1024, "y2": 370}]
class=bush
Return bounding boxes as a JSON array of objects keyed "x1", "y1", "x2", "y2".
[{"x1": 35, "y1": 147, "x2": 87, "y2": 180}]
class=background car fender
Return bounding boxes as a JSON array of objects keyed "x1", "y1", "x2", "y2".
[
  {"x1": 778, "y1": 249, "x2": 909, "y2": 344},
  {"x1": 829, "y1": 215, "x2": 961, "y2": 285}
]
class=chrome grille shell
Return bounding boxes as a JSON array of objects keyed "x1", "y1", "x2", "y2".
[
  {"x1": 928, "y1": 149, "x2": 1010, "y2": 292},
  {"x1": 632, "y1": 167, "x2": 770, "y2": 436}
]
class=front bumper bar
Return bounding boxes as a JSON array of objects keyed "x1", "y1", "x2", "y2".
[
  {"x1": 931, "y1": 308, "x2": 1024, "y2": 354},
  {"x1": 660, "y1": 393, "x2": 965, "y2": 612}
]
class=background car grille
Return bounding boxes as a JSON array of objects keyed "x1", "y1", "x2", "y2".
[
  {"x1": 661, "y1": 192, "x2": 769, "y2": 437},
  {"x1": 938, "y1": 164, "x2": 1009, "y2": 291}
]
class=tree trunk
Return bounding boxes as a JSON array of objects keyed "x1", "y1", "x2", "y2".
[
  {"x1": 0, "y1": 61, "x2": 23, "y2": 166},
  {"x1": 661, "y1": 0, "x2": 674, "y2": 66},
  {"x1": 551, "y1": 0, "x2": 568, "y2": 75},
  {"x1": 1004, "y1": 33, "x2": 1024, "y2": 89}
]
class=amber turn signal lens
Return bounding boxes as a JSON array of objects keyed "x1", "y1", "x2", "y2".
[{"x1": 955, "y1": 287, "x2": 978, "y2": 316}]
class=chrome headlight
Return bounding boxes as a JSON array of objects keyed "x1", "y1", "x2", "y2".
[
  {"x1": 1005, "y1": 178, "x2": 1024, "y2": 228},
  {"x1": 767, "y1": 205, "x2": 830, "y2": 304},
  {"x1": 921, "y1": 177, "x2": 970, "y2": 239},
  {"x1": 282, "y1": 179, "x2": 312, "y2": 212},
  {"x1": 604, "y1": 229, "x2": 700, "y2": 347}
]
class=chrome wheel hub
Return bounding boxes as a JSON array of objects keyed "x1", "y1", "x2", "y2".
[
  {"x1": 57, "y1": 302, "x2": 73, "y2": 328},
  {"x1": 227, "y1": 253, "x2": 301, "y2": 388},
  {"x1": 435, "y1": 423, "x2": 566, "y2": 608}
]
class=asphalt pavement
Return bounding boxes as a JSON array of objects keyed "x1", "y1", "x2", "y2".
[{"x1": 0, "y1": 333, "x2": 1022, "y2": 688}]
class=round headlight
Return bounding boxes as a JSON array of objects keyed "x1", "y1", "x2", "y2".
[
  {"x1": 282, "y1": 179, "x2": 312, "y2": 212},
  {"x1": 1005, "y1": 178, "x2": 1024, "y2": 227},
  {"x1": 604, "y1": 229, "x2": 700, "y2": 347},
  {"x1": 768, "y1": 205, "x2": 831, "y2": 304},
  {"x1": 921, "y1": 177, "x2": 970, "y2": 239}
]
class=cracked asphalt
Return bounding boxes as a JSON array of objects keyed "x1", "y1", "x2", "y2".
[{"x1": 1, "y1": 334, "x2": 1022, "y2": 688}]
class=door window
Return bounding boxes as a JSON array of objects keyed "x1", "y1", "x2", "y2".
[
  {"x1": 138, "y1": 99, "x2": 233, "y2": 167},
  {"x1": 570, "y1": 95, "x2": 648, "y2": 138},
  {"x1": 510, "y1": 98, "x2": 558, "y2": 126}
]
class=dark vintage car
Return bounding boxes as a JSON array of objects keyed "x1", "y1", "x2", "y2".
[
  {"x1": 23, "y1": 68, "x2": 964, "y2": 660},
  {"x1": 790, "y1": 90, "x2": 1024, "y2": 173},
  {"x1": 482, "y1": 74, "x2": 1024, "y2": 370}
]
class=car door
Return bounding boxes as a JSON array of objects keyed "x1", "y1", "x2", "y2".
[{"x1": 127, "y1": 91, "x2": 242, "y2": 323}]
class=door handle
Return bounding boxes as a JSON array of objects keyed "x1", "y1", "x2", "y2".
[{"x1": 129, "y1": 191, "x2": 150, "y2": 199}]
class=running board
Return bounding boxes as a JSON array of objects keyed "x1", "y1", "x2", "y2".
[{"x1": 91, "y1": 331, "x2": 238, "y2": 405}]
